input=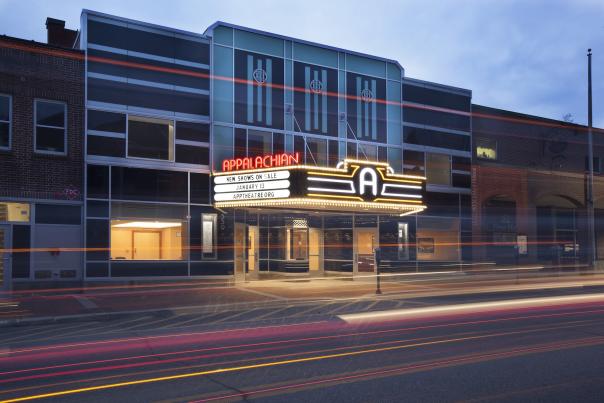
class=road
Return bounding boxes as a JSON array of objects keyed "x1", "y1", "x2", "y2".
[{"x1": 2, "y1": 289, "x2": 604, "y2": 402}]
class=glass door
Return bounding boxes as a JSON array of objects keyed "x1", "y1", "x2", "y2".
[
  {"x1": 308, "y1": 228, "x2": 323, "y2": 273},
  {"x1": 355, "y1": 227, "x2": 378, "y2": 274},
  {"x1": 0, "y1": 225, "x2": 11, "y2": 291},
  {"x1": 247, "y1": 225, "x2": 259, "y2": 278}
]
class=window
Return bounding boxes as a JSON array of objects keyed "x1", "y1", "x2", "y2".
[
  {"x1": 35, "y1": 100, "x2": 66, "y2": 154},
  {"x1": 202, "y1": 214, "x2": 217, "y2": 258},
  {"x1": 0, "y1": 94, "x2": 11, "y2": 149},
  {"x1": 110, "y1": 220, "x2": 186, "y2": 260},
  {"x1": 127, "y1": 116, "x2": 174, "y2": 160},
  {"x1": 0, "y1": 202, "x2": 30, "y2": 222},
  {"x1": 585, "y1": 156, "x2": 602, "y2": 173},
  {"x1": 306, "y1": 137, "x2": 327, "y2": 166},
  {"x1": 403, "y1": 150, "x2": 425, "y2": 175},
  {"x1": 426, "y1": 153, "x2": 451, "y2": 186},
  {"x1": 476, "y1": 138, "x2": 497, "y2": 160},
  {"x1": 247, "y1": 130, "x2": 272, "y2": 156},
  {"x1": 358, "y1": 143, "x2": 378, "y2": 161}
]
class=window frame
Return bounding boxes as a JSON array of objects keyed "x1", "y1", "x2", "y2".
[
  {"x1": 126, "y1": 114, "x2": 175, "y2": 162},
  {"x1": 34, "y1": 99, "x2": 67, "y2": 155},
  {"x1": 426, "y1": 152, "x2": 452, "y2": 186},
  {"x1": 0, "y1": 93, "x2": 12, "y2": 151}
]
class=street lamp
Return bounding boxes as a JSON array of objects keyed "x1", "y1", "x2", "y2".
[{"x1": 587, "y1": 49, "x2": 596, "y2": 269}]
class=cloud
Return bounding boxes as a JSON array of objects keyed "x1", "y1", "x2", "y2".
[{"x1": 0, "y1": 0, "x2": 601, "y2": 127}]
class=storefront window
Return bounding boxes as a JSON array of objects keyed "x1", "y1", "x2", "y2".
[
  {"x1": 0, "y1": 202, "x2": 30, "y2": 222},
  {"x1": 416, "y1": 217, "x2": 459, "y2": 261},
  {"x1": 110, "y1": 220, "x2": 186, "y2": 260}
]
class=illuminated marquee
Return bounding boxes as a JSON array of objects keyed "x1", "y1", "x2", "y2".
[
  {"x1": 222, "y1": 152, "x2": 300, "y2": 172},
  {"x1": 213, "y1": 159, "x2": 426, "y2": 215}
]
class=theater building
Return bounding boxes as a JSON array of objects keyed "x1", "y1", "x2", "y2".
[
  {"x1": 75, "y1": 9, "x2": 473, "y2": 281},
  {"x1": 2, "y1": 9, "x2": 600, "y2": 287}
]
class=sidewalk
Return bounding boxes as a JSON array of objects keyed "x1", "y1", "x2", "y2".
[{"x1": 1, "y1": 270, "x2": 604, "y2": 327}]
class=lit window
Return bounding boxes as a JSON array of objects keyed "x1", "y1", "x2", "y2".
[
  {"x1": 127, "y1": 116, "x2": 174, "y2": 160},
  {"x1": 0, "y1": 94, "x2": 11, "y2": 150},
  {"x1": 35, "y1": 100, "x2": 66, "y2": 154},
  {"x1": 426, "y1": 153, "x2": 451, "y2": 186},
  {"x1": 110, "y1": 220, "x2": 185, "y2": 260},
  {"x1": 0, "y1": 202, "x2": 30, "y2": 222},
  {"x1": 202, "y1": 214, "x2": 217, "y2": 258},
  {"x1": 476, "y1": 138, "x2": 497, "y2": 160}
]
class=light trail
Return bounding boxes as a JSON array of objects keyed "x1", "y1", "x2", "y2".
[
  {"x1": 192, "y1": 336, "x2": 604, "y2": 402},
  {"x1": 339, "y1": 293, "x2": 604, "y2": 323},
  {"x1": 3, "y1": 320, "x2": 602, "y2": 403}
]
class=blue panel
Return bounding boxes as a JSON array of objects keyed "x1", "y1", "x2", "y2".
[
  {"x1": 387, "y1": 80, "x2": 401, "y2": 145},
  {"x1": 346, "y1": 53, "x2": 386, "y2": 78},
  {"x1": 213, "y1": 25, "x2": 233, "y2": 46},
  {"x1": 234, "y1": 29, "x2": 284, "y2": 57},
  {"x1": 293, "y1": 42, "x2": 338, "y2": 68},
  {"x1": 213, "y1": 125, "x2": 233, "y2": 171},
  {"x1": 213, "y1": 45, "x2": 233, "y2": 123},
  {"x1": 387, "y1": 62, "x2": 401, "y2": 81}
]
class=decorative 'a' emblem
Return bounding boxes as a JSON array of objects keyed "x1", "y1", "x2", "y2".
[
  {"x1": 253, "y1": 68, "x2": 267, "y2": 84},
  {"x1": 360, "y1": 88, "x2": 374, "y2": 102},
  {"x1": 309, "y1": 79, "x2": 323, "y2": 94}
]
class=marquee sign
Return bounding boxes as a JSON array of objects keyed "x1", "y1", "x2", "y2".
[{"x1": 213, "y1": 156, "x2": 426, "y2": 215}]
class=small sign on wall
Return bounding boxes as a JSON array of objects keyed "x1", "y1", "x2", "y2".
[{"x1": 517, "y1": 235, "x2": 528, "y2": 255}]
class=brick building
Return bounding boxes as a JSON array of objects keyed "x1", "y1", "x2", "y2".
[
  {"x1": 472, "y1": 105, "x2": 604, "y2": 267},
  {"x1": 0, "y1": 19, "x2": 84, "y2": 289}
]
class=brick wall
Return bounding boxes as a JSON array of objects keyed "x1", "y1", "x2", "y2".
[{"x1": 0, "y1": 37, "x2": 84, "y2": 201}]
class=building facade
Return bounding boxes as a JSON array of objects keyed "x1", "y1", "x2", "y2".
[
  {"x1": 0, "y1": 25, "x2": 84, "y2": 289},
  {"x1": 0, "y1": 9, "x2": 601, "y2": 288},
  {"x1": 472, "y1": 105, "x2": 604, "y2": 267}
]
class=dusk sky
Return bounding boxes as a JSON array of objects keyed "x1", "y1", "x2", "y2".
[{"x1": 1, "y1": 0, "x2": 602, "y2": 127}]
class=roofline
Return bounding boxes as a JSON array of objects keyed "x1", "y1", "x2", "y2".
[
  {"x1": 205, "y1": 21, "x2": 405, "y2": 77},
  {"x1": 82, "y1": 9, "x2": 208, "y2": 40},
  {"x1": 472, "y1": 103, "x2": 589, "y2": 129},
  {"x1": 0, "y1": 34, "x2": 84, "y2": 54},
  {"x1": 403, "y1": 76, "x2": 471, "y2": 97}
]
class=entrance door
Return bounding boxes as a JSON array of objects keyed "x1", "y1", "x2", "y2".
[
  {"x1": 355, "y1": 228, "x2": 378, "y2": 274},
  {"x1": 234, "y1": 223, "x2": 246, "y2": 282},
  {"x1": 248, "y1": 225, "x2": 259, "y2": 277},
  {"x1": 133, "y1": 231, "x2": 161, "y2": 260},
  {"x1": 0, "y1": 225, "x2": 11, "y2": 291},
  {"x1": 308, "y1": 228, "x2": 323, "y2": 273}
]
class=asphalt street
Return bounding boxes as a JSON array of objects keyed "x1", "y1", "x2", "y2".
[{"x1": 2, "y1": 288, "x2": 604, "y2": 402}]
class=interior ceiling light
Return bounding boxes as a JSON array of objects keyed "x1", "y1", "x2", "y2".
[{"x1": 112, "y1": 221, "x2": 181, "y2": 229}]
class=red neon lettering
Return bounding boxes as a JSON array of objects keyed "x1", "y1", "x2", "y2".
[
  {"x1": 221, "y1": 152, "x2": 301, "y2": 172},
  {"x1": 290, "y1": 152, "x2": 300, "y2": 165}
]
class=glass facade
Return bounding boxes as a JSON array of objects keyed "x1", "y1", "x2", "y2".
[{"x1": 80, "y1": 12, "x2": 472, "y2": 280}]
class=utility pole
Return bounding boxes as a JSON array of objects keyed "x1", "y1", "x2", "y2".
[{"x1": 587, "y1": 49, "x2": 596, "y2": 269}]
